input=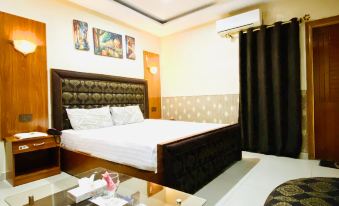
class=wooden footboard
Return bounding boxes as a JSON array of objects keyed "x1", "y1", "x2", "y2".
[
  {"x1": 61, "y1": 149, "x2": 163, "y2": 184},
  {"x1": 158, "y1": 124, "x2": 242, "y2": 194}
]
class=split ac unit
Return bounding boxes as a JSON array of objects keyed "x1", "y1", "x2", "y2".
[{"x1": 216, "y1": 9, "x2": 262, "y2": 37}]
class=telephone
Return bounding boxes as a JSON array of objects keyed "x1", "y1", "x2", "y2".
[
  {"x1": 47, "y1": 128, "x2": 62, "y2": 136},
  {"x1": 47, "y1": 128, "x2": 62, "y2": 143}
]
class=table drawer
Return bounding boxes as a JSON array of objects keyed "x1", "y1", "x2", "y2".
[{"x1": 13, "y1": 138, "x2": 58, "y2": 154}]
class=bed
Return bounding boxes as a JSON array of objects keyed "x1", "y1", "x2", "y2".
[{"x1": 51, "y1": 69, "x2": 242, "y2": 193}]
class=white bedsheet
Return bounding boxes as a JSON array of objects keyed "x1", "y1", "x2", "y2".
[{"x1": 61, "y1": 119, "x2": 227, "y2": 172}]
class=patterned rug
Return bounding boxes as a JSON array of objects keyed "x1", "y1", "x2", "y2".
[
  {"x1": 319, "y1": 160, "x2": 339, "y2": 169},
  {"x1": 264, "y1": 177, "x2": 339, "y2": 206}
]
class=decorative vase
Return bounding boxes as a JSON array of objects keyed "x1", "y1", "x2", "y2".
[{"x1": 102, "y1": 172, "x2": 119, "y2": 199}]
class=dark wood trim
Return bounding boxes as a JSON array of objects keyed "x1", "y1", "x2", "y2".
[
  {"x1": 51, "y1": 69, "x2": 148, "y2": 84},
  {"x1": 306, "y1": 15, "x2": 339, "y2": 159}
]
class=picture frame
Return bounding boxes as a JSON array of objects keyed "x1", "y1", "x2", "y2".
[
  {"x1": 73, "y1": 20, "x2": 90, "y2": 51},
  {"x1": 125, "y1": 35, "x2": 136, "y2": 60},
  {"x1": 93, "y1": 28, "x2": 123, "y2": 58}
]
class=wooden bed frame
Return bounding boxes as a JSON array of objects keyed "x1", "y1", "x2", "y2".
[{"x1": 51, "y1": 69, "x2": 242, "y2": 193}]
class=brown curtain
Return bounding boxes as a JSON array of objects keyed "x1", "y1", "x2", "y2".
[{"x1": 239, "y1": 18, "x2": 302, "y2": 157}]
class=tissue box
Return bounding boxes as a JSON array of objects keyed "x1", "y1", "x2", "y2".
[
  {"x1": 67, "y1": 179, "x2": 106, "y2": 203},
  {"x1": 116, "y1": 191, "x2": 140, "y2": 206}
]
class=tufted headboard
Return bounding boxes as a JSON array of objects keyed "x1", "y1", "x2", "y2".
[{"x1": 51, "y1": 69, "x2": 149, "y2": 130}]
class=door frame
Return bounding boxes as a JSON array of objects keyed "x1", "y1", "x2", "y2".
[{"x1": 306, "y1": 15, "x2": 339, "y2": 159}]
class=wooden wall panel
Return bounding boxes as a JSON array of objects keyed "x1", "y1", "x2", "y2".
[
  {"x1": 143, "y1": 51, "x2": 161, "y2": 119},
  {"x1": 0, "y1": 11, "x2": 48, "y2": 139}
]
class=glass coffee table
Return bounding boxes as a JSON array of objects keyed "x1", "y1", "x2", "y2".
[{"x1": 4, "y1": 168, "x2": 206, "y2": 206}]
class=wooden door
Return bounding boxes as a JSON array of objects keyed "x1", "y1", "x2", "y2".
[{"x1": 312, "y1": 22, "x2": 339, "y2": 161}]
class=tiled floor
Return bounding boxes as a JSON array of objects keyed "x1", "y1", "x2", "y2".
[
  {"x1": 1, "y1": 152, "x2": 338, "y2": 206},
  {"x1": 213, "y1": 152, "x2": 339, "y2": 206},
  {"x1": 0, "y1": 172, "x2": 78, "y2": 206}
]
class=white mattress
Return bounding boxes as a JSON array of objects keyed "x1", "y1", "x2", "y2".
[{"x1": 61, "y1": 119, "x2": 227, "y2": 172}]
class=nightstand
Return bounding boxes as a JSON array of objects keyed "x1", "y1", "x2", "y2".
[{"x1": 4, "y1": 135, "x2": 61, "y2": 186}]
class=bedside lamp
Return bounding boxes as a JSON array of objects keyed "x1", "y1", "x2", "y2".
[{"x1": 13, "y1": 40, "x2": 37, "y2": 55}]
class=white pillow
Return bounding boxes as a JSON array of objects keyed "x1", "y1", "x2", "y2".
[
  {"x1": 66, "y1": 106, "x2": 113, "y2": 130},
  {"x1": 110, "y1": 105, "x2": 144, "y2": 125}
]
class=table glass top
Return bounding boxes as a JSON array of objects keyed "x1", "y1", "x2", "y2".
[{"x1": 5, "y1": 167, "x2": 206, "y2": 206}]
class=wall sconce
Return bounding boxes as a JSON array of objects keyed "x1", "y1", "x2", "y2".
[
  {"x1": 149, "y1": 66, "x2": 158, "y2": 75},
  {"x1": 13, "y1": 40, "x2": 37, "y2": 55}
]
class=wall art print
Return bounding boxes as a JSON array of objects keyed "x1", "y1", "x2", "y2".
[
  {"x1": 125, "y1": 35, "x2": 136, "y2": 60},
  {"x1": 93, "y1": 28, "x2": 123, "y2": 58},
  {"x1": 73, "y1": 20, "x2": 90, "y2": 51}
]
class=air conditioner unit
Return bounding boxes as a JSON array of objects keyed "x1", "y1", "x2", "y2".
[{"x1": 216, "y1": 9, "x2": 262, "y2": 37}]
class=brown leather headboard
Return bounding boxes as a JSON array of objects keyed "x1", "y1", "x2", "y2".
[{"x1": 51, "y1": 69, "x2": 149, "y2": 130}]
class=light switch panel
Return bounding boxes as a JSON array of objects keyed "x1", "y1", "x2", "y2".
[{"x1": 19, "y1": 114, "x2": 33, "y2": 122}]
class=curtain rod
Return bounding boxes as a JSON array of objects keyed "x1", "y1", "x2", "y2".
[{"x1": 225, "y1": 14, "x2": 311, "y2": 37}]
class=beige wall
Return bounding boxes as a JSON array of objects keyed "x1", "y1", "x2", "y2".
[
  {"x1": 161, "y1": 0, "x2": 339, "y2": 97},
  {"x1": 0, "y1": 0, "x2": 160, "y2": 177},
  {"x1": 161, "y1": 23, "x2": 240, "y2": 96},
  {"x1": 0, "y1": 0, "x2": 160, "y2": 78}
]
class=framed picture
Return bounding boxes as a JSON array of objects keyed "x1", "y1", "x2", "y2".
[
  {"x1": 73, "y1": 20, "x2": 90, "y2": 51},
  {"x1": 93, "y1": 28, "x2": 123, "y2": 58},
  {"x1": 125, "y1": 35, "x2": 136, "y2": 60}
]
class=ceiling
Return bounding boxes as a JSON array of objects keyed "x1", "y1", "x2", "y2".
[
  {"x1": 68, "y1": 0, "x2": 268, "y2": 37},
  {"x1": 116, "y1": 0, "x2": 217, "y2": 23}
]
